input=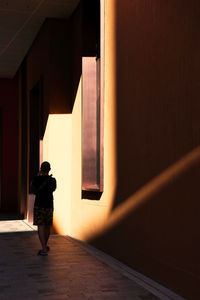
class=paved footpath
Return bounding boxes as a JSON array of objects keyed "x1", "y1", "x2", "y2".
[{"x1": 0, "y1": 219, "x2": 184, "y2": 300}]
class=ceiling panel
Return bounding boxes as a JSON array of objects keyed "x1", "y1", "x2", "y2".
[
  {"x1": 0, "y1": 0, "x2": 80, "y2": 78},
  {"x1": 0, "y1": 0, "x2": 42, "y2": 13},
  {"x1": 37, "y1": 3, "x2": 73, "y2": 18},
  {"x1": 47, "y1": 0, "x2": 77, "y2": 4},
  {"x1": 0, "y1": 10, "x2": 29, "y2": 29}
]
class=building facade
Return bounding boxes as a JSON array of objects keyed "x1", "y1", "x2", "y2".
[{"x1": 0, "y1": 1, "x2": 199, "y2": 299}]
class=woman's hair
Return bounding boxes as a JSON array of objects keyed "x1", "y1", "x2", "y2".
[{"x1": 41, "y1": 161, "x2": 51, "y2": 172}]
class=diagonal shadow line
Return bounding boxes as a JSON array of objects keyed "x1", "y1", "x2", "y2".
[{"x1": 95, "y1": 146, "x2": 200, "y2": 236}]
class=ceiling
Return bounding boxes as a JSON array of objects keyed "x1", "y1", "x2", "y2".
[{"x1": 0, "y1": 0, "x2": 80, "y2": 78}]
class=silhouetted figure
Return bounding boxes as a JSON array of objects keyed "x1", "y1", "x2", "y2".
[{"x1": 31, "y1": 161, "x2": 56, "y2": 256}]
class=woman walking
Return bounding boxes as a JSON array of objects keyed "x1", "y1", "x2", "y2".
[{"x1": 31, "y1": 161, "x2": 57, "y2": 256}]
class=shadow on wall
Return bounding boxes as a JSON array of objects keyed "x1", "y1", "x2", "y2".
[
  {"x1": 70, "y1": 0, "x2": 82, "y2": 111},
  {"x1": 90, "y1": 146, "x2": 200, "y2": 299}
]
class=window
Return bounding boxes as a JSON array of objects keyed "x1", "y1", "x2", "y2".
[{"x1": 82, "y1": 0, "x2": 104, "y2": 198}]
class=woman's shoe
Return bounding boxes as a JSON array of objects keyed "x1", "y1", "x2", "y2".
[{"x1": 37, "y1": 250, "x2": 48, "y2": 256}]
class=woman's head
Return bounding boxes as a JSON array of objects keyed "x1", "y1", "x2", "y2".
[{"x1": 40, "y1": 161, "x2": 51, "y2": 173}]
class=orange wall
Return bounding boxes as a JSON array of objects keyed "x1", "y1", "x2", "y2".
[
  {"x1": 0, "y1": 77, "x2": 19, "y2": 212},
  {"x1": 90, "y1": 1, "x2": 200, "y2": 299}
]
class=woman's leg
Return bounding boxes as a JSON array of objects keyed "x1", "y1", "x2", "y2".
[
  {"x1": 38, "y1": 225, "x2": 48, "y2": 252},
  {"x1": 44, "y1": 225, "x2": 50, "y2": 246},
  {"x1": 44, "y1": 208, "x2": 53, "y2": 248}
]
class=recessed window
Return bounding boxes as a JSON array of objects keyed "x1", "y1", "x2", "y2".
[{"x1": 82, "y1": 0, "x2": 104, "y2": 198}]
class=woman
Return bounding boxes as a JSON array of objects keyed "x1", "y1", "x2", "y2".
[{"x1": 31, "y1": 161, "x2": 57, "y2": 256}]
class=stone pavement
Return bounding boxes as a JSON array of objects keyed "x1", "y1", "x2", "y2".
[{"x1": 0, "y1": 219, "x2": 185, "y2": 300}]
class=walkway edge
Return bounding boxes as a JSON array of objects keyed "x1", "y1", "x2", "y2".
[{"x1": 65, "y1": 235, "x2": 186, "y2": 300}]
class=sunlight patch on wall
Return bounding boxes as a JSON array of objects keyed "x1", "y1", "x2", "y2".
[
  {"x1": 103, "y1": 0, "x2": 117, "y2": 213},
  {"x1": 43, "y1": 114, "x2": 72, "y2": 235},
  {"x1": 67, "y1": 0, "x2": 118, "y2": 240},
  {"x1": 70, "y1": 77, "x2": 110, "y2": 240},
  {"x1": 68, "y1": 7, "x2": 119, "y2": 239}
]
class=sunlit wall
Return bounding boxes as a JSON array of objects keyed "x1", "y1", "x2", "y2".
[
  {"x1": 42, "y1": 114, "x2": 72, "y2": 235},
  {"x1": 70, "y1": 78, "x2": 110, "y2": 240},
  {"x1": 68, "y1": 0, "x2": 117, "y2": 240}
]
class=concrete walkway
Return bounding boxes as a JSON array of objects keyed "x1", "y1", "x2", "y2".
[{"x1": 0, "y1": 219, "x2": 185, "y2": 300}]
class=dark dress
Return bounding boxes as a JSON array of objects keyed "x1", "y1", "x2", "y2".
[{"x1": 31, "y1": 175, "x2": 57, "y2": 226}]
